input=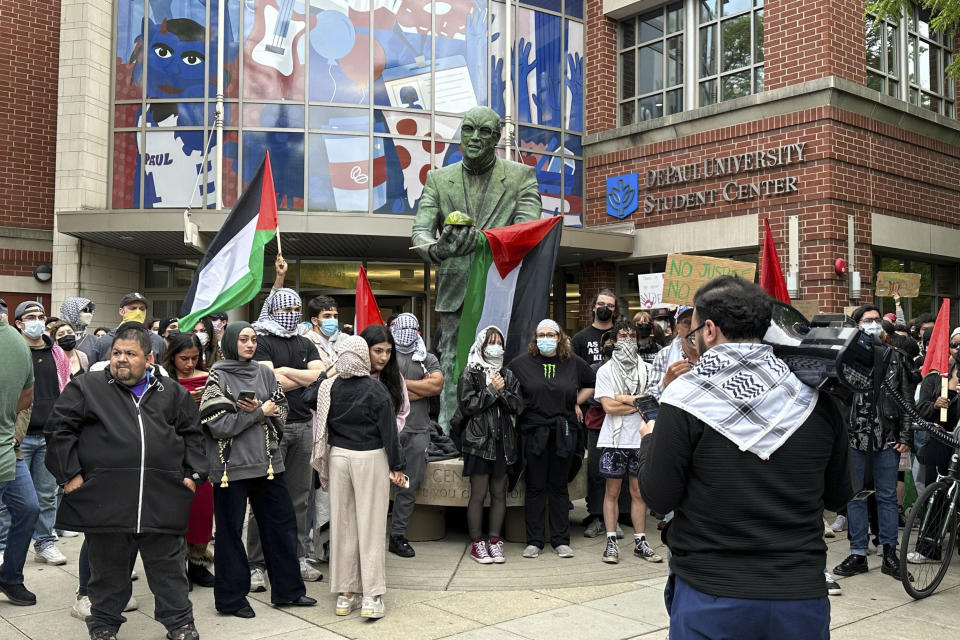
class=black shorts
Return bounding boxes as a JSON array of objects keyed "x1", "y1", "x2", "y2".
[{"x1": 598, "y1": 447, "x2": 641, "y2": 479}]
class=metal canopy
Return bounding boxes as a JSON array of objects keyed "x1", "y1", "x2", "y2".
[{"x1": 56, "y1": 211, "x2": 634, "y2": 265}]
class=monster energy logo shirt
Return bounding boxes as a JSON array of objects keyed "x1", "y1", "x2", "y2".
[{"x1": 508, "y1": 352, "x2": 596, "y2": 429}]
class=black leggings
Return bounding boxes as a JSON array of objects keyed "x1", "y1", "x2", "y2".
[{"x1": 467, "y1": 473, "x2": 508, "y2": 541}]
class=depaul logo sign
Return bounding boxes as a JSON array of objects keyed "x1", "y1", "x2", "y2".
[{"x1": 606, "y1": 173, "x2": 638, "y2": 219}]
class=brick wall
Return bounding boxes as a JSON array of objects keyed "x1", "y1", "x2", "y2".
[
  {"x1": 0, "y1": 0, "x2": 60, "y2": 230},
  {"x1": 585, "y1": 103, "x2": 960, "y2": 311},
  {"x1": 764, "y1": 0, "x2": 866, "y2": 91},
  {"x1": 0, "y1": 250, "x2": 53, "y2": 277},
  {"x1": 585, "y1": 0, "x2": 617, "y2": 135}
]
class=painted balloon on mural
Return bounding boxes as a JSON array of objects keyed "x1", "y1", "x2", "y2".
[
  {"x1": 310, "y1": 10, "x2": 355, "y2": 63},
  {"x1": 340, "y1": 34, "x2": 386, "y2": 85}
]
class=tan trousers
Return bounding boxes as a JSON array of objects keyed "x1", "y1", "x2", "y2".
[{"x1": 328, "y1": 447, "x2": 390, "y2": 597}]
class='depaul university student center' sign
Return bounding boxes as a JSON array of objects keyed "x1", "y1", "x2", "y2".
[{"x1": 605, "y1": 143, "x2": 806, "y2": 218}]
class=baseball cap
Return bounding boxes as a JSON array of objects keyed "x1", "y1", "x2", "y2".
[
  {"x1": 883, "y1": 312, "x2": 897, "y2": 323},
  {"x1": 675, "y1": 305, "x2": 693, "y2": 320},
  {"x1": 210, "y1": 311, "x2": 228, "y2": 322},
  {"x1": 119, "y1": 292, "x2": 149, "y2": 308},
  {"x1": 15, "y1": 300, "x2": 45, "y2": 320},
  {"x1": 650, "y1": 304, "x2": 675, "y2": 321}
]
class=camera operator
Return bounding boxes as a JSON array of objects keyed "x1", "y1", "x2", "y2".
[
  {"x1": 638, "y1": 276, "x2": 851, "y2": 640},
  {"x1": 833, "y1": 305, "x2": 914, "y2": 582}
]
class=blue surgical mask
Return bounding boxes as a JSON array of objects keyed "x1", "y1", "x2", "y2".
[
  {"x1": 537, "y1": 338, "x2": 558, "y2": 355},
  {"x1": 320, "y1": 318, "x2": 339, "y2": 337},
  {"x1": 484, "y1": 344, "x2": 504, "y2": 359},
  {"x1": 22, "y1": 319, "x2": 45, "y2": 340}
]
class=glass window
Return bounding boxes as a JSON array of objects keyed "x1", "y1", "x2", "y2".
[
  {"x1": 618, "y1": 2, "x2": 685, "y2": 125},
  {"x1": 698, "y1": 0, "x2": 763, "y2": 105},
  {"x1": 867, "y1": 5, "x2": 953, "y2": 117}
]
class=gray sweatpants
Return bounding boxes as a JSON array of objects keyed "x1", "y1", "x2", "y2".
[{"x1": 390, "y1": 430, "x2": 429, "y2": 536}]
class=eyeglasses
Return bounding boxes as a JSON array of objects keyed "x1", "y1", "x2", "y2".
[
  {"x1": 21, "y1": 313, "x2": 46, "y2": 322},
  {"x1": 685, "y1": 323, "x2": 706, "y2": 347},
  {"x1": 595, "y1": 302, "x2": 616, "y2": 309},
  {"x1": 951, "y1": 342, "x2": 960, "y2": 349},
  {"x1": 461, "y1": 124, "x2": 497, "y2": 139},
  {"x1": 536, "y1": 332, "x2": 559, "y2": 339}
]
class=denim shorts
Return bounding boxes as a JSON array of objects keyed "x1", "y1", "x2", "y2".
[{"x1": 598, "y1": 448, "x2": 641, "y2": 479}]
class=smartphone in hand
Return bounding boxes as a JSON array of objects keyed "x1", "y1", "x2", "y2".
[
  {"x1": 633, "y1": 395, "x2": 660, "y2": 422},
  {"x1": 237, "y1": 390, "x2": 256, "y2": 402}
]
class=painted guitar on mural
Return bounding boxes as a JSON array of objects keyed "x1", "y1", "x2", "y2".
[{"x1": 251, "y1": 0, "x2": 308, "y2": 76}]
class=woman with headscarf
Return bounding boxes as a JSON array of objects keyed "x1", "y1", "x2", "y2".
[
  {"x1": 311, "y1": 335, "x2": 406, "y2": 620},
  {"x1": 200, "y1": 322, "x2": 316, "y2": 619},
  {"x1": 594, "y1": 319, "x2": 661, "y2": 565},
  {"x1": 508, "y1": 319, "x2": 595, "y2": 560},
  {"x1": 59, "y1": 296, "x2": 96, "y2": 358},
  {"x1": 456, "y1": 326, "x2": 522, "y2": 565}
]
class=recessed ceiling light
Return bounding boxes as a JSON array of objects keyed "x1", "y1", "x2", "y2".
[{"x1": 119, "y1": 235, "x2": 135, "y2": 241}]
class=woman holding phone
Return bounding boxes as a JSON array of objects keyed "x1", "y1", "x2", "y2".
[
  {"x1": 312, "y1": 335, "x2": 406, "y2": 620},
  {"x1": 200, "y1": 322, "x2": 316, "y2": 618}
]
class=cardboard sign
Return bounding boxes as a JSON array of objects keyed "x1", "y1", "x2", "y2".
[
  {"x1": 875, "y1": 272, "x2": 921, "y2": 298},
  {"x1": 661, "y1": 253, "x2": 757, "y2": 305},
  {"x1": 636, "y1": 273, "x2": 664, "y2": 308},
  {"x1": 791, "y1": 300, "x2": 820, "y2": 321}
]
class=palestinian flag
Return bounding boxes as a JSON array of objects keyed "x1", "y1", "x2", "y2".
[
  {"x1": 179, "y1": 153, "x2": 278, "y2": 328},
  {"x1": 455, "y1": 216, "x2": 563, "y2": 378}
]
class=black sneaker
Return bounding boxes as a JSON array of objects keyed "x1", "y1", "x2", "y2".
[
  {"x1": 601, "y1": 537, "x2": 619, "y2": 564},
  {"x1": 824, "y1": 571, "x2": 841, "y2": 596},
  {"x1": 187, "y1": 562, "x2": 215, "y2": 588},
  {"x1": 389, "y1": 535, "x2": 415, "y2": 558},
  {"x1": 0, "y1": 581, "x2": 36, "y2": 606},
  {"x1": 90, "y1": 630, "x2": 119, "y2": 640},
  {"x1": 166, "y1": 622, "x2": 200, "y2": 640},
  {"x1": 833, "y1": 554, "x2": 868, "y2": 577}
]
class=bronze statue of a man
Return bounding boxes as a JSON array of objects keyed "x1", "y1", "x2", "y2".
[{"x1": 412, "y1": 106, "x2": 542, "y2": 429}]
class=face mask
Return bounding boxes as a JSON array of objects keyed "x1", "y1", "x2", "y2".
[
  {"x1": 77, "y1": 312, "x2": 93, "y2": 327},
  {"x1": 595, "y1": 306, "x2": 613, "y2": 322},
  {"x1": 122, "y1": 309, "x2": 146, "y2": 324},
  {"x1": 601, "y1": 344, "x2": 614, "y2": 359},
  {"x1": 196, "y1": 331, "x2": 209, "y2": 346},
  {"x1": 57, "y1": 335, "x2": 77, "y2": 351},
  {"x1": 861, "y1": 321, "x2": 883, "y2": 337},
  {"x1": 22, "y1": 320, "x2": 45, "y2": 339},
  {"x1": 615, "y1": 338, "x2": 638, "y2": 357},
  {"x1": 537, "y1": 338, "x2": 558, "y2": 355},
  {"x1": 320, "y1": 318, "x2": 339, "y2": 337},
  {"x1": 654, "y1": 319, "x2": 671, "y2": 332},
  {"x1": 636, "y1": 323, "x2": 652, "y2": 339},
  {"x1": 212, "y1": 320, "x2": 222, "y2": 332},
  {"x1": 167, "y1": 328, "x2": 180, "y2": 336},
  {"x1": 273, "y1": 311, "x2": 301, "y2": 332},
  {"x1": 152, "y1": 329, "x2": 159, "y2": 335},
  {"x1": 484, "y1": 344, "x2": 504, "y2": 359}
]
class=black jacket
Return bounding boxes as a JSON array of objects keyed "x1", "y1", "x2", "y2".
[
  {"x1": 849, "y1": 342, "x2": 916, "y2": 450},
  {"x1": 44, "y1": 366, "x2": 207, "y2": 535},
  {"x1": 454, "y1": 366, "x2": 522, "y2": 464}
]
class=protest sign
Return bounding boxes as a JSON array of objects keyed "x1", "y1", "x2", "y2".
[
  {"x1": 636, "y1": 273, "x2": 664, "y2": 308},
  {"x1": 875, "y1": 272, "x2": 921, "y2": 298},
  {"x1": 661, "y1": 253, "x2": 757, "y2": 305}
]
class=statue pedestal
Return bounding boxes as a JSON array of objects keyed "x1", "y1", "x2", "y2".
[{"x1": 393, "y1": 456, "x2": 588, "y2": 543}]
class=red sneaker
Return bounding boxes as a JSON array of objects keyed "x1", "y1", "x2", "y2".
[
  {"x1": 469, "y1": 539, "x2": 493, "y2": 564},
  {"x1": 487, "y1": 538, "x2": 506, "y2": 564}
]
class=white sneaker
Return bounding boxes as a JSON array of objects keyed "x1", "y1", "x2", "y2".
[
  {"x1": 71, "y1": 595, "x2": 92, "y2": 620},
  {"x1": 299, "y1": 557, "x2": 322, "y2": 582},
  {"x1": 57, "y1": 529, "x2": 80, "y2": 538},
  {"x1": 824, "y1": 520, "x2": 836, "y2": 538},
  {"x1": 124, "y1": 595, "x2": 138, "y2": 612},
  {"x1": 907, "y1": 551, "x2": 936, "y2": 564},
  {"x1": 554, "y1": 545, "x2": 575, "y2": 558},
  {"x1": 360, "y1": 595, "x2": 385, "y2": 619},
  {"x1": 830, "y1": 515, "x2": 847, "y2": 533},
  {"x1": 34, "y1": 545, "x2": 67, "y2": 565},
  {"x1": 335, "y1": 593, "x2": 361, "y2": 616},
  {"x1": 825, "y1": 571, "x2": 841, "y2": 596},
  {"x1": 522, "y1": 545, "x2": 541, "y2": 559},
  {"x1": 250, "y1": 567, "x2": 266, "y2": 592}
]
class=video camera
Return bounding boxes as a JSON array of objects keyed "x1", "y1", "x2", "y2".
[{"x1": 763, "y1": 302, "x2": 875, "y2": 403}]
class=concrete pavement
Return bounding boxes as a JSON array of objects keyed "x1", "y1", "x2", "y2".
[{"x1": 2, "y1": 507, "x2": 959, "y2": 640}]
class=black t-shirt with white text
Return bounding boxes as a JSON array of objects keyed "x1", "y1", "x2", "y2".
[{"x1": 571, "y1": 325, "x2": 608, "y2": 366}]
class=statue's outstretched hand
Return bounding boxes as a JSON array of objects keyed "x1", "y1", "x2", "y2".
[{"x1": 435, "y1": 225, "x2": 478, "y2": 259}]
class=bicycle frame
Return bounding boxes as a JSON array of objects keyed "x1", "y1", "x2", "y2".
[{"x1": 925, "y1": 453, "x2": 960, "y2": 544}]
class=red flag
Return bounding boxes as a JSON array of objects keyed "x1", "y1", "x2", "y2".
[
  {"x1": 354, "y1": 266, "x2": 384, "y2": 334},
  {"x1": 921, "y1": 298, "x2": 951, "y2": 378},
  {"x1": 760, "y1": 218, "x2": 791, "y2": 304}
]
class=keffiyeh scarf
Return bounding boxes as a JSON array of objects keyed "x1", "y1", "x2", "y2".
[
  {"x1": 392, "y1": 313, "x2": 427, "y2": 362},
  {"x1": 466, "y1": 325, "x2": 504, "y2": 383},
  {"x1": 311, "y1": 335, "x2": 372, "y2": 489},
  {"x1": 660, "y1": 343, "x2": 818, "y2": 460},
  {"x1": 60, "y1": 296, "x2": 93, "y2": 338},
  {"x1": 253, "y1": 288, "x2": 302, "y2": 338},
  {"x1": 608, "y1": 339, "x2": 647, "y2": 447}
]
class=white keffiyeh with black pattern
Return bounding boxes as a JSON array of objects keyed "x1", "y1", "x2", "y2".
[{"x1": 660, "y1": 343, "x2": 818, "y2": 460}]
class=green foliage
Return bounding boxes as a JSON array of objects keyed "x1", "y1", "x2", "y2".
[{"x1": 867, "y1": 0, "x2": 960, "y2": 77}]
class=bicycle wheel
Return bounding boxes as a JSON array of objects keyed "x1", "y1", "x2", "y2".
[{"x1": 899, "y1": 480, "x2": 958, "y2": 598}]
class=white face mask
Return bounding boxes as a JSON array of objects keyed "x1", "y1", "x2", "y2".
[
  {"x1": 77, "y1": 312, "x2": 94, "y2": 327},
  {"x1": 196, "y1": 331, "x2": 209, "y2": 346},
  {"x1": 861, "y1": 321, "x2": 883, "y2": 337},
  {"x1": 484, "y1": 344, "x2": 504, "y2": 359}
]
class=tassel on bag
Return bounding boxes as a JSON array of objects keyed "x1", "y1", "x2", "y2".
[{"x1": 220, "y1": 467, "x2": 229, "y2": 488}]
